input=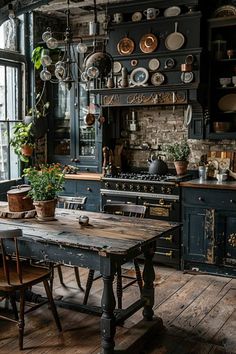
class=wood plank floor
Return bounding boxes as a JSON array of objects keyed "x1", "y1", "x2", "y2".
[{"x1": 0, "y1": 265, "x2": 235, "y2": 354}]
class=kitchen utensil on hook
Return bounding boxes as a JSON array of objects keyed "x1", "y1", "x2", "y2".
[
  {"x1": 184, "y1": 104, "x2": 192, "y2": 127},
  {"x1": 165, "y1": 22, "x2": 185, "y2": 51}
]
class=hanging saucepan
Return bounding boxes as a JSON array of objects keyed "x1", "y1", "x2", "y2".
[
  {"x1": 165, "y1": 22, "x2": 185, "y2": 51},
  {"x1": 83, "y1": 50, "x2": 113, "y2": 79}
]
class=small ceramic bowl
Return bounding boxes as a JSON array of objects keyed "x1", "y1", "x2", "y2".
[
  {"x1": 78, "y1": 215, "x2": 89, "y2": 226},
  {"x1": 219, "y1": 77, "x2": 231, "y2": 87}
]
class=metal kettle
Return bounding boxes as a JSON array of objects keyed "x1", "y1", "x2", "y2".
[{"x1": 147, "y1": 155, "x2": 168, "y2": 175}]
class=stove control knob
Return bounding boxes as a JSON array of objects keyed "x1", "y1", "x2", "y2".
[
  {"x1": 161, "y1": 186, "x2": 166, "y2": 194},
  {"x1": 150, "y1": 186, "x2": 155, "y2": 193},
  {"x1": 143, "y1": 185, "x2": 148, "y2": 192},
  {"x1": 105, "y1": 182, "x2": 110, "y2": 189},
  {"x1": 122, "y1": 183, "x2": 126, "y2": 190},
  {"x1": 129, "y1": 184, "x2": 134, "y2": 191},
  {"x1": 115, "y1": 183, "x2": 121, "y2": 190}
]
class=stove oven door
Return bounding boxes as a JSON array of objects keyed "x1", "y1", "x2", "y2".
[
  {"x1": 101, "y1": 190, "x2": 137, "y2": 209},
  {"x1": 137, "y1": 195, "x2": 180, "y2": 221}
]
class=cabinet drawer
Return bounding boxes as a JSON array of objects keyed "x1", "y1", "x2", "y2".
[
  {"x1": 183, "y1": 188, "x2": 236, "y2": 209},
  {"x1": 156, "y1": 229, "x2": 180, "y2": 248},
  {"x1": 154, "y1": 247, "x2": 180, "y2": 267},
  {"x1": 76, "y1": 181, "x2": 101, "y2": 196}
]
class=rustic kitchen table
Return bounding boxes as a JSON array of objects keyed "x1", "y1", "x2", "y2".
[{"x1": 0, "y1": 208, "x2": 181, "y2": 354}]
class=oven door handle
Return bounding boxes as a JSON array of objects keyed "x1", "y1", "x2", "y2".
[{"x1": 143, "y1": 201, "x2": 173, "y2": 209}]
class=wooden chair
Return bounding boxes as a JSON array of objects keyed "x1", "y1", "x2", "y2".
[
  {"x1": 53, "y1": 196, "x2": 87, "y2": 290},
  {"x1": 83, "y1": 204, "x2": 146, "y2": 309},
  {"x1": 0, "y1": 228, "x2": 62, "y2": 350}
]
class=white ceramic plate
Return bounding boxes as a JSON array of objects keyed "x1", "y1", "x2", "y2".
[
  {"x1": 148, "y1": 58, "x2": 160, "y2": 71},
  {"x1": 151, "y1": 72, "x2": 165, "y2": 86},
  {"x1": 218, "y1": 94, "x2": 236, "y2": 111},
  {"x1": 113, "y1": 61, "x2": 122, "y2": 74},
  {"x1": 132, "y1": 11, "x2": 142, "y2": 22},
  {"x1": 164, "y1": 6, "x2": 181, "y2": 17},
  {"x1": 130, "y1": 67, "x2": 149, "y2": 86},
  {"x1": 181, "y1": 71, "x2": 194, "y2": 83}
]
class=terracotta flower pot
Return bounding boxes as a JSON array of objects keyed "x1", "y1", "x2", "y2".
[
  {"x1": 21, "y1": 145, "x2": 33, "y2": 157},
  {"x1": 33, "y1": 199, "x2": 57, "y2": 221},
  {"x1": 174, "y1": 161, "x2": 188, "y2": 176}
]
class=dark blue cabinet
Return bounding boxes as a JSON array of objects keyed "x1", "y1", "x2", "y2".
[
  {"x1": 182, "y1": 186, "x2": 236, "y2": 276},
  {"x1": 63, "y1": 179, "x2": 101, "y2": 212}
]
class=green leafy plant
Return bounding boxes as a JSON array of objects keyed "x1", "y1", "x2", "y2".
[
  {"x1": 31, "y1": 46, "x2": 44, "y2": 70},
  {"x1": 164, "y1": 139, "x2": 191, "y2": 161},
  {"x1": 23, "y1": 164, "x2": 65, "y2": 201},
  {"x1": 10, "y1": 122, "x2": 35, "y2": 162}
]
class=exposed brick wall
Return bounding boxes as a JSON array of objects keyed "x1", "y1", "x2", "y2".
[{"x1": 122, "y1": 107, "x2": 236, "y2": 170}]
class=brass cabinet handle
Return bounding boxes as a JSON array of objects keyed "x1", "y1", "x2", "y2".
[
  {"x1": 155, "y1": 250, "x2": 173, "y2": 258},
  {"x1": 159, "y1": 235, "x2": 173, "y2": 242}
]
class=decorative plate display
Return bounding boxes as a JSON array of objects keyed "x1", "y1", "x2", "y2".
[
  {"x1": 181, "y1": 71, "x2": 194, "y2": 83},
  {"x1": 164, "y1": 57, "x2": 175, "y2": 69},
  {"x1": 218, "y1": 94, "x2": 236, "y2": 111},
  {"x1": 148, "y1": 58, "x2": 160, "y2": 71},
  {"x1": 130, "y1": 67, "x2": 149, "y2": 86},
  {"x1": 113, "y1": 61, "x2": 122, "y2": 74},
  {"x1": 132, "y1": 11, "x2": 142, "y2": 22},
  {"x1": 151, "y1": 72, "x2": 165, "y2": 86},
  {"x1": 117, "y1": 37, "x2": 135, "y2": 55},
  {"x1": 139, "y1": 33, "x2": 158, "y2": 53},
  {"x1": 213, "y1": 5, "x2": 236, "y2": 18},
  {"x1": 164, "y1": 6, "x2": 181, "y2": 17}
]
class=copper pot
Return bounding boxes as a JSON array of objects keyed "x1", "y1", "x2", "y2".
[
  {"x1": 7, "y1": 185, "x2": 34, "y2": 212},
  {"x1": 181, "y1": 63, "x2": 192, "y2": 72}
]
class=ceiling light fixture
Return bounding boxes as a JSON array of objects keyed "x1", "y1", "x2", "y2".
[{"x1": 40, "y1": 0, "x2": 88, "y2": 90}]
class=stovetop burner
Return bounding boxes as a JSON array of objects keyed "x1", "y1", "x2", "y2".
[{"x1": 104, "y1": 172, "x2": 191, "y2": 182}]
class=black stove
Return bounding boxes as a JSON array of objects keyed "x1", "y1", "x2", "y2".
[{"x1": 100, "y1": 171, "x2": 192, "y2": 269}]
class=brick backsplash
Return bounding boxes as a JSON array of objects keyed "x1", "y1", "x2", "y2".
[{"x1": 122, "y1": 107, "x2": 236, "y2": 170}]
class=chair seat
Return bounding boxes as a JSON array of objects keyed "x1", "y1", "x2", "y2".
[{"x1": 0, "y1": 261, "x2": 51, "y2": 291}]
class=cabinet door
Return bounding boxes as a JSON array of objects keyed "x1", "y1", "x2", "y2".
[
  {"x1": 183, "y1": 207, "x2": 207, "y2": 262},
  {"x1": 215, "y1": 211, "x2": 236, "y2": 266},
  {"x1": 183, "y1": 207, "x2": 216, "y2": 263},
  {"x1": 207, "y1": 18, "x2": 236, "y2": 140},
  {"x1": 49, "y1": 83, "x2": 71, "y2": 165}
]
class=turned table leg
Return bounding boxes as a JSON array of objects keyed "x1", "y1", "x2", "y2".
[
  {"x1": 101, "y1": 274, "x2": 116, "y2": 354},
  {"x1": 142, "y1": 245, "x2": 155, "y2": 321}
]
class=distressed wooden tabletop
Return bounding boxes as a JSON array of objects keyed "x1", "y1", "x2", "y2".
[{"x1": 0, "y1": 209, "x2": 181, "y2": 255}]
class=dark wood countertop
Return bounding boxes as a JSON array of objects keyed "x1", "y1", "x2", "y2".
[
  {"x1": 65, "y1": 173, "x2": 103, "y2": 181},
  {"x1": 180, "y1": 179, "x2": 236, "y2": 190}
]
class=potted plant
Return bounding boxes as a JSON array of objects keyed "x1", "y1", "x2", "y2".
[
  {"x1": 23, "y1": 164, "x2": 65, "y2": 221},
  {"x1": 164, "y1": 139, "x2": 191, "y2": 175},
  {"x1": 10, "y1": 122, "x2": 35, "y2": 163}
]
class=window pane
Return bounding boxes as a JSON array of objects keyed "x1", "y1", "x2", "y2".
[
  {"x1": 0, "y1": 62, "x2": 21, "y2": 180},
  {"x1": 7, "y1": 66, "x2": 18, "y2": 120},
  {"x1": 0, "y1": 66, "x2": 5, "y2": 120}
]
